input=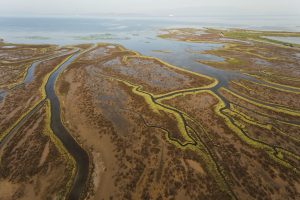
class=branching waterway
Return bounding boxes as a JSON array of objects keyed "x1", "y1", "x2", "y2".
[
  {"x1": 1, "y1": 17, "x2": 300, "y2": 199},
  {"x1": 0, "y1": 51, "x2": 89, "y2": 200}
]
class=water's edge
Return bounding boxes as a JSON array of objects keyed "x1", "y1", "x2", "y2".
[{"x1": 45, "y1": 52, "x2": 89, "y2": 200}]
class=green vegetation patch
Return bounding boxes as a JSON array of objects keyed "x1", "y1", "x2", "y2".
[{"x1": 208, "y1": 28, "x2": 300, "y2": 47}]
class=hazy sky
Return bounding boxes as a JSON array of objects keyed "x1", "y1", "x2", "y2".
[{"x1": 1, "y1": 0, "x2": 299, "y2": 17}]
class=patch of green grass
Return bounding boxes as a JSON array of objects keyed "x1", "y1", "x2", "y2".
[{"x1": 215, "y1": 28, "x2": 300, "y2": 47}]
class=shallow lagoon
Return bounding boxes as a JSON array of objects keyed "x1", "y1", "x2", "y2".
[{"x1": 0, "y1": 16, "x2": 299, "y2": 89}]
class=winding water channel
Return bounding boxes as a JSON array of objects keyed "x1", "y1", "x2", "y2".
[
  {"x1": 1, "y1": 44, "x2": 299, "y2": 200},
  {"x1": 0, "y1": 52, "x2": 75, "y2": 147},
  {"x1": 0, "y1": 51, "x2": 89, "y2": 200},
  {"x1": 1, "y1": 16, "x2": 300, "y2": 200},
  {"x1": 1, "y1": 20, "x2": 300, "y2": 199},
  {"x1": 45, "y1": 52, "x2": 89, "y2": 200}
]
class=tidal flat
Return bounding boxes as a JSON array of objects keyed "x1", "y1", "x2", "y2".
[{"x1": 0, "y1": 27, "x2": 300, "y2": 200}]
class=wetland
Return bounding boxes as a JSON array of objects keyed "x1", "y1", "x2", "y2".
[{"x1": 0, "y1": 17, "x2": 300, "y2": 200}]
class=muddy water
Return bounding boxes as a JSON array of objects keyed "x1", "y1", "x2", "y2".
[{"x1": 45, "y1": 52, "x2": 89, "y2": 200}]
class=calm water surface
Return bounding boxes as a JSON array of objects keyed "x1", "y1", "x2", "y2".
[{"x1": 0, "y1": 16, "x2": 299, "y2": 86}]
